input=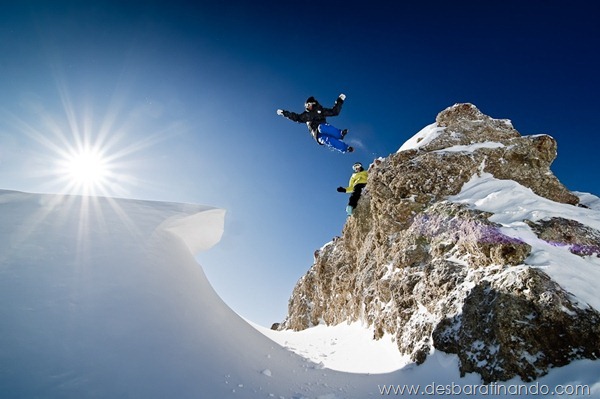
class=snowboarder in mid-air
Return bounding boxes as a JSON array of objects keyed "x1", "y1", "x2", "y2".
[
  {"x1": 277, "y1": 94, "x2": 353, "y2": 153},
  {"x1": 337, "y1": 162, "x2": 368, "y2": 216}
]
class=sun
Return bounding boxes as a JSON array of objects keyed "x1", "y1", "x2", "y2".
[
  {"x1": 65, "y1": 148, "x2": 108, "y2": 186},
  {"x1": 11, "y1": 77, "x2": 174, "y2": 199},
  {"x1": 56, "y1": 146, "x2": 112, "y2": 195}
]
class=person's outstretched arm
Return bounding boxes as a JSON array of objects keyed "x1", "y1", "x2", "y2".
[
  {"x1": 321, "y1": 94, "x2": 346, "y2": 117},
  {"x1": 277, "y1": 109, "x2": 310, "y2": 123}
]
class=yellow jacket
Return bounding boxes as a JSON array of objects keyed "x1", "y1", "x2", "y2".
[{"x1": 344, "y1": 170, "x2": 368, "y2": 193}]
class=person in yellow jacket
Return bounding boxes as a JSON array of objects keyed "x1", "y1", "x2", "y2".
[{"x1": 337, "y1": 162, "x2": 368, "y2": 216}]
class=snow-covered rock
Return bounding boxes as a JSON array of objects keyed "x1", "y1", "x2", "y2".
[{"x1": 280, "y1": 103, "x2": 600, "y2": 383}]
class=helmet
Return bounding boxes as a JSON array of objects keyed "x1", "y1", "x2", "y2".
[
  {"x1": 352, "y1": 162, "x2": 363, "y2": 172},
  {"x1": 305, "y1": 96, "x2": 317, "y2": 111}
]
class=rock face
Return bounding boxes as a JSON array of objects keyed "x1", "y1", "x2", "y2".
[{"x1": 280, "y1": 103, "x2": 600, "y2": 383}]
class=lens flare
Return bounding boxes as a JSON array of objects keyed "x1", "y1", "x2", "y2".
[{"x1": 62, "y1": 148, "x2": 109, "y2": 188}]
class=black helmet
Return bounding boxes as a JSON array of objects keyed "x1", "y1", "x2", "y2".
[{"x1": 305, "y1": 96, "x2": 317, "y2": 111}]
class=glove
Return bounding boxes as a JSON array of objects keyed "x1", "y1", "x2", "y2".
[
  {"x1": 337, "y1": 187, "x2": 346, "y2": 193},
  {"x1": 276, "y1": 109, "x2": 284, "y2": 116},
  {"x1": 338, "y1": 94, "x2": 346, "y2": 101}
]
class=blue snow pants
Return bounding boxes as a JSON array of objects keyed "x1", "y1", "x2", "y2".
[{"x1": 317, "y1": 123, "x2": 350, "y2": 153}]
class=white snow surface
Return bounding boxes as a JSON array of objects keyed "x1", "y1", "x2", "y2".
[
  {"x1": 253, "y1": 321, "x2": 411, "y2": 374},
  {"x1": 397, "y1": 122, "x2": 445, "y2": 152},
  {"x1": 433, "y1": 141, "x2": 505, "y2": 153},
  {"x1": 1, "y1": 188, "x2": 599, "y2": 398}
]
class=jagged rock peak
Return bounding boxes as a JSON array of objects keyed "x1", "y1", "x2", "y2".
[
  {"x1": 281, "y1": 103, "x2": 600, "y2": 383},
  {"x1": 436, "y1": 102, "x2": 517, "y2": 135},
  {"x1": 397, "y1": 103, "x2": 578, "y2": 205}
]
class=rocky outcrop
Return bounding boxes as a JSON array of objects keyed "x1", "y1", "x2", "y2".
[
  {"x1": 527, "y1": 217, "x2": 600, "y2": 257},
  {"x1": 433, "y1": 266, "x2": 600, "y2": 382},
  {"x1": 280, "y1": 103, "x2": 600, "y2": 383}
]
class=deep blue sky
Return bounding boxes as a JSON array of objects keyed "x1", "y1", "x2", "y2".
[{"x1": 1, "y1": 1, "x2": 598, "y2": 326}]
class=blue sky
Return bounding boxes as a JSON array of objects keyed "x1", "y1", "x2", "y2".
[{"x1": 1, "y1": 1, "x2": 598, "y2": 326}]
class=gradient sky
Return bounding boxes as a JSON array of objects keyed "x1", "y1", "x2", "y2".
[{"x1": 1, "y1": 1, "x2": 598, "y2": 326}]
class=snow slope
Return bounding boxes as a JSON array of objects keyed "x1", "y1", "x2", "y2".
[
  {"x1": 397, "y1": 122, "x2": 444, "y2": 152},
  {"x1": 1, "y1": 189, "x2": 599, "y2": 398}
]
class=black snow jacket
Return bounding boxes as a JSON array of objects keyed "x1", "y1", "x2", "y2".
[{"x1": 280, "y1": 96, "x2": 344, "y2": 144}]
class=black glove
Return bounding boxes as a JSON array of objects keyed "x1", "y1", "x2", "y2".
[{"x1": 337, "y1": 187, "x2": 346, "y2": 193}]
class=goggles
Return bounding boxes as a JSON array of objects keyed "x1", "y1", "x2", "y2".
[
  {"x1": 352, "y1": 163, "x2": 362, "y2": 172},
  {"x1": 305, "y1": 102, "x2": 316, "y2": 110}
]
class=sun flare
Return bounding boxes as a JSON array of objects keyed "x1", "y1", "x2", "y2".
[
  {"x1": 11, "y1": 77, "x2": 174, "y2": 198},
  {"x1": 65, "y1": 149, "x2": 108, "y2": 186},
  {"x1": 55, "y1": 146, "x2": 113, "y2": 195}
]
